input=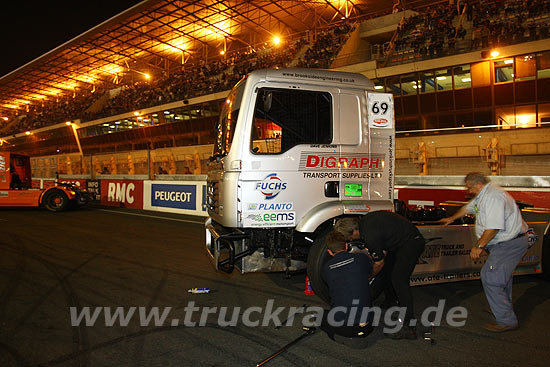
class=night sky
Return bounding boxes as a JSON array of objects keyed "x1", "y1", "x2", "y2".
[{"x1": 0, "y1": 0, "x2": 141, "y2": 78}]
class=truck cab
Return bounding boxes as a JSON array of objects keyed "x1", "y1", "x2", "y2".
[
  {"x1": 0, "y1": 152, "x2": 87, "y2": 211},
  {"x1": 205, "y1": 68, "x2": 395, "y2": 276}
]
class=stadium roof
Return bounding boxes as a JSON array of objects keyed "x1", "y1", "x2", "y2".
[{"x1": 0, "y1": 0, "x2": 438, "y2": 116}]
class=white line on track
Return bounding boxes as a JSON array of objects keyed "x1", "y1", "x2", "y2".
[{"x1": 98, "y1": 209, "x2": 205, "y2": 224}]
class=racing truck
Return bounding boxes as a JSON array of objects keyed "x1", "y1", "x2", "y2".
[
  {"x1": 0, "y1": 152, "x2": 88, "y2": 211},
  {"x1": 205, "y1": 68, "x2": 550, "y2": 302}
]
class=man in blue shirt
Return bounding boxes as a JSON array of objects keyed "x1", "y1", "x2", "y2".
[
  {"x1": 321, "y1": 231, "x2": 374, "y2": 344},
  {"x1": 335, "y1": 212, "x2": 425, "y2": 339},
  {"x1": 440, "y1": 172, "x2": 528, "y2": 332}
]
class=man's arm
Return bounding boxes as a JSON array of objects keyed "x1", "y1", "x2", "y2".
[
  {"x1": 470, "y1": 229, "x2": 499, "y2": 260},
  {"x1": 371, "y1": 259, "x2": 384, "y2": 277},
  {"x1": 439, "y1": 205, "x2": 468, "y2": 225}
]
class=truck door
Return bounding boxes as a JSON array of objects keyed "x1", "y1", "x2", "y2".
[
  {"x1": 241, "y1": 84, "x2": 338, "y2": 228},
  {"x1": 338, "y1": 91, "x2": 395, "y2": 210}
]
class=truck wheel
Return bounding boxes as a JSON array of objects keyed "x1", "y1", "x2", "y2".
[
  {"x1": 43, "y1": 190, "x2": 69, "y2": 212},
  {"x1": 306, "y1": 228, "x2": 333, "y2": 304},
  {"x1": 541, "y1": 233, "x2": 550, "y2": 281}
]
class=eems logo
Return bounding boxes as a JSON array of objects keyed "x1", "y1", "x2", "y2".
[{"x1": 255, "y1": 173, "x2": 287, "y2": 199}]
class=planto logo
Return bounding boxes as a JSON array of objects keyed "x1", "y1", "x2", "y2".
[
  {"x1": 255, "y1": 173, "x2": 287, "y2": 199},
  {"x1": 247, "y1": 202, "x2": 293, "y2": 211}
]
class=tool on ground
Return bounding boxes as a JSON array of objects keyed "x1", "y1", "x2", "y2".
[
  {"x1": 275, "y1": 304, "x2": 308, "y2": 329},
  {"x1": 256, "y1": 326, "x2": 317, "y2": 367},
  {"x1": 422, "y1": 323, "x2": 436, "y2": 345}
]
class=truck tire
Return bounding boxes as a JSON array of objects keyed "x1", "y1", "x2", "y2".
[
  {"x1": 43, "y1": 190, "x2": 69, "y2": 212},
  {"x1": 306, "y1": 227, "x2": 333, "y2": 304},
  {"x1": 541, "y1": 233, "x2": 550, "y2": 281}
]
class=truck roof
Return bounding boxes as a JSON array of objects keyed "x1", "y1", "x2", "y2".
[{"x1": 249, "y1": 68, "x2": 374, "y2": 90}]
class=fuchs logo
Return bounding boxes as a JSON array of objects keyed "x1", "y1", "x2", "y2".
[{"x1": 255, "y1": 173, "x2": 287, "y2": 200}]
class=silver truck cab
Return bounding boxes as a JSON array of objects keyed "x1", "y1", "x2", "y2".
[{"x1": 205, "y1": 68, "x2": 395, "y2": 275}]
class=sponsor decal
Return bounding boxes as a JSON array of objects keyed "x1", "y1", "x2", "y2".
[
  {"x1": 59, "y1": 179, "x2": 86, "y2": 187},
  {"x1": 302, "y1": 172, "x2": 382, "y2": 179},
  {"x1": 247, "y1": 202, "x2": 293, "y2": 211},
  {"x1": 87, "y1": 180, "x2": 101, "y2": 201},
  {"x1": 255, "y1": 173, "x2": 287, "y2": 199},
  {"x1": 526, "y1": 228, "x2": 538, "y2": 249},
  {"x1": 243, "y1": 211, "x2": 296, "y2": 227},
  {"x1": 344, "y1": 204, "x2": 370, "y2": 213},
  {"x1": 299, "y1": 152, "x2": 384, "y2": 171},
  {"x1": 0, "y1": 155, "x2": 5, "y2": 183},
  {"x1": 151, "y1": 184, "x2": 196, "y2": 210},
  {"x1": 101, "y1": 180, "x2": 144, "y2": 209},
  {"x1": 418, "y1": 243, "x2": 469, "y2": 264},
  {"x1": 521, "y1": 255, "x2": 539, "y2": 262},
  {"x1": 411, "y1": 271, "x2": 481, "y2": 284},
  {"x1": 0, "y1": 191, "x2": 8, "y2": 197},
  {"x1": 368, "y1": 93, "x2": 393, "y2": 129}
]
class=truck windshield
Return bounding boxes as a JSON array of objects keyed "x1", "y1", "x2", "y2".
[{"x1": 214, "y1": 79, "x2": 246, "y2": 157}]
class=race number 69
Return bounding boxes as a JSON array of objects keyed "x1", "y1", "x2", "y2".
[{"x1": 367, "y1": 93, "x2": 394, "y2": 129}]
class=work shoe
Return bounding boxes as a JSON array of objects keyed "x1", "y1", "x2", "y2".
[
  {"x1": 333, "y1": 334, "x2": 369, "y2": 349},
  {"x1": 384, "y1": 325, "x2": 417, "y2": 340},
  {"x1": 483, "y1": 322, "x2": 518, "y2": 332},
  {"x1": 379, "y1": 298, "x2": 400, "y2": 310}
]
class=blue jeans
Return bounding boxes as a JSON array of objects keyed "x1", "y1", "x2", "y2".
[{"x1": 481, "y1": 236, "x2": 528, "y2": 326}]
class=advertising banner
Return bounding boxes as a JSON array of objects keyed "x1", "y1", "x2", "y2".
[
  {"x1": 151, "y1": 183, "x2": 196, "y2": 210},
  {"x1": 100, "y1": 180, "x2": 144, "y2": 209},
  {"x1": 86, "y1": 180, "x2": 101, "y2": 201},
  {"x1": 143, "y1": 180, "x2": 208, "y2": 216}
]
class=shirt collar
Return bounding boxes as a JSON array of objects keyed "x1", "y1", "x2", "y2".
[{"x1": 475, "y1": 182, "x2": 491, "y2": 201}]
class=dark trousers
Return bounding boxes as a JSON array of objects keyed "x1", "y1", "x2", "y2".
[
  {"x1": 371, "y1": 237, "x2": 425, "y2": 322},
  {"x1": 320, "y1": 312, "x2": 373, "y2": 340}
]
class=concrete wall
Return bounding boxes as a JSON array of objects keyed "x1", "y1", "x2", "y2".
[{"x1": 396, "y1": 126, "x2": 550, "y2": 176}]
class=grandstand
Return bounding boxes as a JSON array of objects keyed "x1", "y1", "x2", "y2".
[{"x1": 1, "y1": 0, "x2": 549, "y2": 178}]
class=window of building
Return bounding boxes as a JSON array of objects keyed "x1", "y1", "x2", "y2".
[
  {"x1": 401, "y1": 74, "x2": 418, "y2": 95},
  {"x1": 251, "y1": 88, "x2": 332, "y2": 154},
  {"x1": 419, "y1": 72, "x2": 435, "y2": 93},
  {"x1": 435, "y1": 68, "x2": 452, "y2": 91},
  {"x1": 453, "y1": 65, "x2": 471, "y2": 89},
  {"x1": 515, "y1": 54, "x2": 536, "y2": 81},
  {"x1": 538, "y1": 103, "x2": 550, "y2": 125},
  {"x1": 495, "y1": 106, "x2": 515, "y2": 128},
  {"x1": 372, "y1": 79, "x2": 385, "y2": 92},
  {"x1": 494, "y1": 59, "x2": 514, "y2": 83},
  {"x1": 515, "y1": 105, "x2": 537, "y2": 128},
  {"x1": 537, "y1": 51, "x2": 550, "y2": 79},
  {"x1": 387, "y1": 76, "x2": 401, "y2": 96},
  {"x1": 471, "y1": 61, "x2": 491, "y2": 87}
]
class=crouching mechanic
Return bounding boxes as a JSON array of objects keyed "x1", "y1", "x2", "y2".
[
  {"x1": 320, "y1": 231, "x2": 374, "y2": 346},
  {"x1": 335, "y1": 212, "x2": 426, "y2": 339}
]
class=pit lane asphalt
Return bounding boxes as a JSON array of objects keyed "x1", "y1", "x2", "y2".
[{"x1": 1, "y1": 204, "x2": 549, "y2": 367}]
